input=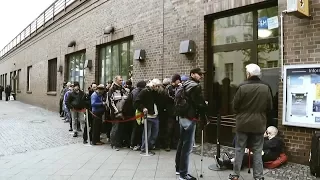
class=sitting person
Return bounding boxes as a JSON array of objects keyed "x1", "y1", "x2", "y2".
[{"x1": 215, "y1": 126, "x2": 284, "y2": 169}]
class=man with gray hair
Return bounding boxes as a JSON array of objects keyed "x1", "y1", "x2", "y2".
[
  {"x1": 229, "y1": 63, "x2": 273, "y2": 180},
  {"x1": 134, "y1": 78, "x2": 163, "y2": 155}
]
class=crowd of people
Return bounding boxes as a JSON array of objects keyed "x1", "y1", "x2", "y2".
[
  {"x1": 0, "y1": 85, "x2": 13, "y2": 101},
  {"x1": 56, "y1": 64, "x2": 284, "y2": 180}
]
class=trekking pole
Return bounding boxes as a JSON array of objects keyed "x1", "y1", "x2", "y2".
[
  {"x1": 140, "y1": 111, "x2": 153, "y2": 156},
  {"x1": 85, "y1": 109, "x2": 92, "y2": 147}
]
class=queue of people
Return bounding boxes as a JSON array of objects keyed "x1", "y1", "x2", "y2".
[
  {"x1": 0, "y1": 85, "x2": 12, "y2": 101},
  {"x1": 56, "y1": 64, "x2": 284, "y2": 180}
]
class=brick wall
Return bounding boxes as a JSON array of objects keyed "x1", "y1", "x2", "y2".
[{"x1": 277, "y1": 0, "x2": 319, "y2": 165}]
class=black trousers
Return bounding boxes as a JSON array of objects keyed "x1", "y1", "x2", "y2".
[
  {"x1": 122, "y1": 121, "x2": 133, "y2": 147},
  {"x1": 59, "y1": 99, "x2": 63, "y2": 115},
  {"x1": 166, "y1": 116, "x2": 180, "y2": 149},
  {"x1": 92, "y1": 112, "x2": 103, "y2": 144},
  {"x1": 5, "y1": 93, "x2": 10, "y2": 101},
  {"x1": 131, "y1": 121, "x2": 143, "y2": 147},
  {"x1": 0, "y1": 91, "x2": 2, "y2": 100}
]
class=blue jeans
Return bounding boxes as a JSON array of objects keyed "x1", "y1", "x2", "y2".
[
  {"x1": 175, "y1": 118, "x2": 196, "y2": 178},
  {"x1": 141, "y1": 117, "x2": 159, "y2": 151}
]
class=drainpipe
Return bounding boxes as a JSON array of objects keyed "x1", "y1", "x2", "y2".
[{"x1": 280, "y1": 10, "x2": 287, "y2": 81}]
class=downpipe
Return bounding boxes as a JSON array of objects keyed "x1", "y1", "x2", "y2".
[{"x1": 280, "y1": 10, "x2": 287, "y2": 82}]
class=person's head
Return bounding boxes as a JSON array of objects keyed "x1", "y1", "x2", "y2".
[
  {"x1": 147, "y1": 79, "x2": 162, "y2": 91},
  {"x1": 63, "y1": 82, "x2": 67, "y2": 87},
  {"x1": 181, "y1": 75, "x2": 189, "y2": 83},
  {"x1": 66, "y1": 82, "x2": 71, "y2": 88},
  {"x1": 126, "y1": 80, "x2": 133, "y2": 88},
  {"x1": 96, "y1": 84, "x2": 105, "y2": 95},
  {"x1": 245, "y1": 63, "x2": 261, "y2": 79},
  {"x1": 266, "y1": 126, "x2": 278, "y2": 140},
  {"x1": 69, "y1": 84, "x2": 74, "y2": 91},
  {"x1": 171, "y1": 74, "x2": 181, "y2": 86},
  {"x1": 91, "y1": 83, "x2": 97, "y2": 91},
  {"x1": 190, "y1": 68, "x2": 205, "y2": 82},
  {"x1": 73, "y1": 82, "x2": 80, "y2": 91},
  {"x1": 163, "y1": 78, "x2": 171, "y2": 87},
  {"x1": 114, "y1": 76, "x2": 123, "y2": 86},
  {"x1": 136, "y1": 80, "x2": 147, "y2": 89}
]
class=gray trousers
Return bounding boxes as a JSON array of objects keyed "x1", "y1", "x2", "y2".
[
  {"x1": 71, "y1": 111, "x2": 85, "y2": 133},
  {"x1": 233, "y1": 132, "x2": 264, "y2": 179}
]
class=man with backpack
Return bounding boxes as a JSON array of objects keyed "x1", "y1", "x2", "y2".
[{"x1": 175, "y1": 68, "x2": 208, "y2": 180}]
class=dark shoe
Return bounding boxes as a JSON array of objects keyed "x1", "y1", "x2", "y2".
[
  {"x1": 254, "y1": 178, "x2": 264, "y2": 180},
  {"x1": 69, "y1": 128, "x2": 73, "y2": 132},
  {"x1": 228, "y1": 174, "x2": 239, "y2": 180},
  {"x1": 179, "y1": 174, "x2": 197, "y2": 180},
  {"x1": 73, "y1": 132, "x2": 78, "y2": 137},
  {"x1": 83, "y1": 140, "x2": 88, "y2": 144},
  {"x1": 93, "y1": 142, "x2": 103, "y2": 145},
  {"x1": 165, "y1": 147, "x2": 171, "y2": 152}
]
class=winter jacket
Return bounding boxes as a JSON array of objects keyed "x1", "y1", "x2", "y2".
[
  {"x1": 134, "y1": 87, "x2": 160, "y2": 116},
  {"x1": 263, "y1": 136, "x2": 284, "y2": 161},
  {"x1": 183, "y1": 78, "x2": 207, "y2": 120},
  {"x1": 5, "y1": 86, "x2": 11, "y2": 94},
  {"x1": 66, "y1": 90, "x2": 89, "y2": 110},
  {"x1": 91, "y1": 92, "x2": 105, "y2": 113},
  {"x1": 107, "y1": 83, "x2": 129, "y2": 119},
  {"x1": 0, "y1": 86, "x2": 4, "y2": 92},
  {"x1": 63, "y1": 90, "x2": 71, "y2": 109},
  {"x1": 166, "y1": 84, "x2": 178, "y2": 116},
  {"x1": 233, "y1": 76, "x2": 273, "y2": 133}
]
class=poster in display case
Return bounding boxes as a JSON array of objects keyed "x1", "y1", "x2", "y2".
[{"x1": 283, "y1": 64, "x2": 320, "y2": 128}]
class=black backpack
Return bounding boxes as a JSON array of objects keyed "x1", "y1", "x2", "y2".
[
  {"x1": 310, "y1": 132, "x2": 320, "y2": 177},
  {"x1": 174, "y1": 85, "x2": 189, "y2": 116}
]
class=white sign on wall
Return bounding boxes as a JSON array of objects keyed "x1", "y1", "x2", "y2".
[{"x1": 283, "y1": 64, "x2": 320, "y2": 129}]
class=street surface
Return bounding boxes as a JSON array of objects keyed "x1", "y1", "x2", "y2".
[{"x1": 0, "y1": 99, "x2": 314, "y2": 180}]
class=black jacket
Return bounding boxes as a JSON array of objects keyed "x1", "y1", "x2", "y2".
[
  {"x1": 134, "y1": 87, "x2": 161, "y2": 115},
  {"x1": 233, "y1": 76, "x2": 273, "y2": 133},
  {"x1": 166, "y1": 84, "x2": 178, "y2": 116},
  {"x1": 5, "y1": 86, "x2": 11, "y2": 94},
  {"x1": 66, "y1": 90, "x2": 89, "y2": 110},
  {"x1": 183, "y1": 78, "x2": 207, "y2": 120},
  {"x1": 0, "y1": 86, "x2": 3, "y2": 92},
  {"x1": 263, "y1": 136, "x2": 284, "y2": 161}
]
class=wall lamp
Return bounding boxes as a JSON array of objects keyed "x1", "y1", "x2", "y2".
[
  {"x1": 68, "y1": 41, "x2": 76, "y2": 47},
  {"x1": 104, "y1": 26, "x2": 115, "y2": 34},
  {"x1": 134, "y1": 49, "x2": 146, "y2": 61}
]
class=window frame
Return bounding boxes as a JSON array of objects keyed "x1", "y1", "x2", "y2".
[
  {"x1": 65, "y1": 51, "x2": 86, "y2": 90},
  {"x1": 27, "y1": 66, "x2": 32, "y2": 92},
  {"x1": 47, "y1": 58, "x2": 58, "y2": 92},
  {"x1": 98, "y1": 37, "x2": 133, "y2": 84}
]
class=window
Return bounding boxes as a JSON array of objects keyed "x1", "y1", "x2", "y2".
[
  {"x1": 17, "y1": 69, "x2": 21, "y2": 91},
  {"x1": 48, "y1": 58, "x2": 57, "y2": 92},
  {"x1": 99, "y1": 39, "x2": 133, "y2": 83},
  {"x1": 67, "y1": 51, "x2": 85, "y2": 90},
  {"x1": 225, "y1": 63, "x2": 234, "y2": 82},
  {"x1": 27, "y1": 66, "x2": 32, "y2": 92},
  {"x1": 5, "y1": 73, "x2": 7, "y2": 86},
  {"x1": 258, "y1": 43, "x2": 279, "y2": 68}
]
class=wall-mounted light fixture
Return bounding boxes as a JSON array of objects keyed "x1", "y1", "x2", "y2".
[
  {"x1": 68, "y1": 40, "x2": 76, "y2": 47},
  {"x1": 57, "y1": 65, "x2": 63, "y2": 73},
  {"x1": 134, "y1": 49, "x2": 146, "y2": 61},
  {"x1": 104, "y1": 26, "x2": 115, "y2": 34},
  {"x1": 179, "y1": 40, "x2": 195, "y2": 54},
  {"x1": 84, "y1": 59, "x2": 92, "y2": 69}
]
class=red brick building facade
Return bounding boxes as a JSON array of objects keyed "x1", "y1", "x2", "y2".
[{"x1": 0, "y1": 0, "x2": 317, "y2": 164}]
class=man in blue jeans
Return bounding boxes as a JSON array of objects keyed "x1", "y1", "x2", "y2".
[
  {"x1": 175, "y1": 68, "x2": 208, "y2": 180},
  {"x1": 134, "y1": 78, "x2": 163, "y2": 155}
]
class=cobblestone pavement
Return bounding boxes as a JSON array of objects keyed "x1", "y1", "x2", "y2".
[
  {"x1": 193, "y1": 143, "x2": 319, "y2": 180},
  {"x1": 0, "y1": 100, "x2": 82, "y2": 157}
]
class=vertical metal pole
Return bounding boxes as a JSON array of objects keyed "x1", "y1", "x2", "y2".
[
  {"x1": 216, "y1": 113, "x2": 221, "y2": 158},
  {"x1": 85, "y1": 109, "x2": 92, "y2": 146},
  {"x1": 140, "y1": 111, "x2": 153, "y2": 156}
]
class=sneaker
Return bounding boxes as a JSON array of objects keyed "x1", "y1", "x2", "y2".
[
  {"x1": 115, "y1": 147, "x2": 120, "y2": 151},
  {"x1": 165, "y1": 147, "x2": 171, "y2": 152},
  {"x1": 133, "y1": 146, "x2": 140, "y2": 151},
  {"x1": 175, "y1": 166, "x2": 179, "y2": 175},
  {"x1": 83, "y1": 140, "x2": 88, "y2": 144},
  {"x1": 254, "y1": 178, "x2": 264, "y2": 180},
  {"x1": 73, "y1": 132, "x2": 78, "y2": 137},
  {"x1": 228, "y1": 174, "x2": 239, "y2": 180},
  {"x1": 179, "y1": 174, "x2": 197, "y2": 180},
  {"x1": 69, "y1": 128, "x2": 73, "y2": 132}
]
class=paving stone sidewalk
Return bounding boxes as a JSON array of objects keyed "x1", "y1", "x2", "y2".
[
  {"x1": 193, "y1": 143, "x2": 319, "y2": 180},
  {"x1": 0, "y1": 100, "x2": 82, "y2": 157}
]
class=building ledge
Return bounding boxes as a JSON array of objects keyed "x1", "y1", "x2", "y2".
[
  {"x1": 26, "y1": 91, "x2": 32, "y2": 94},
  {"x1": 46, "y1": 91, "x2": 57, "y2": 96},
  {"x1": 17, "y1": 90, "x2": 21, "y2": 93}
]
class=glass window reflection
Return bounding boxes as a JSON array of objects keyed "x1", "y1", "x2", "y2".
[
  {"x1": 258, "y1": 7, "x2": 279, "y2": 39},
  {"x1": 212, "y1": 12, "x2": 253, "y2": 46}
]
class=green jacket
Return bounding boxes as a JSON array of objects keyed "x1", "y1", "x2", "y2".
[{"x1": 233, "y1": 76, "x2": 273, "y2": 133}]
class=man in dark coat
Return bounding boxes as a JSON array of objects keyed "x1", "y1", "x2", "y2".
[
  {"x1": 5, "y1": 85, "x2": 11, "y2": 101},
  {"x1": 229, "y1": 64, "x2": 273, "y2": 180},
  {"x1": 0, "y1": 85, "x2": 4, "y2": 100}
]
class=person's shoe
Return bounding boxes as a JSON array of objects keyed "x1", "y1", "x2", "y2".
[
  {"x1": 165, "y1": 147, "x2": 171, "y2": 152},
  {"x1": 133, "y1": 146, "x2": 140, "y2": 151},
  {"x1": 69, "y1": 128, "x2": 73, "y2": 132},
  {"x1": 115, "y1": 147, "x2": 120, "y2": 151},
  {"x1": 64, "y1": 120, "x2": 69, "y2": 123},
  {"x1": 228, "y1": 174, "x2": 239, "y2": 180},
  {"x1": 214, "y1": 155, "x2": 223, "y2": 168},
  {"x1": 175, "y1": 166, "x2": 180, "y2": 175},
  {"x1": 179, "y1": 174, "x2": 197, "y2": 180},
  {"x1": 93, "y1": 142, "x2": 103, "y2": 145},
  {"x1": 73, "y1": 132, "x2": 78, "y2": 137},
  {"x1": 254, "y1": 178, "x2": 264, "y2": 180},
  {"x1": 83, "y1": 140, "x2": 88, "y2": 144}
]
